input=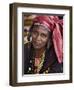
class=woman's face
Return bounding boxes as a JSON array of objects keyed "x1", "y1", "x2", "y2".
[{"x1": 31, "y1": 25, "x2": 49, "y2": 50}]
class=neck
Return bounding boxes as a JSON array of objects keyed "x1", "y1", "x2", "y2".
[{"x1": 35, "y1": 48, "x2": 45, "y2": 58}]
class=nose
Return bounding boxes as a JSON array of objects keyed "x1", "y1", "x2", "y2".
[{"x1": 36, "y1": 35, "x2": 41, "y2": 41}]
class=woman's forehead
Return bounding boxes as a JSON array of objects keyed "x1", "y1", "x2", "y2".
[{"x1": 32, "y1": 25, "x2": 50, "y2": 34}]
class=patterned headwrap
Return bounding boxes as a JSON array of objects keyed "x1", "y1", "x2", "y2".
[{"x1": 32, "y1": 15, "x2": 63, "y2": 64}]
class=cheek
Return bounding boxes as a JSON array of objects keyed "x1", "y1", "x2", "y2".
[
  {"x1": 41, "y1": 38, "x2": 48, "y2": 44},
  {"x1": 31, "y1": 35, "x2": 36, "y2": 41},
  {"x1": 31, "y1": 33, "x2": 37, "y2": 39}
]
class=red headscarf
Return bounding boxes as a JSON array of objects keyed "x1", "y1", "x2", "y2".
[{"x1": 33, "y1": 15, "x2": 63, "y2": 64}]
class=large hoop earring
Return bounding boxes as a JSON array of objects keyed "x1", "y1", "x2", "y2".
[{"x1": 27, "y1": 33, "x2": 31, "y2": 41}]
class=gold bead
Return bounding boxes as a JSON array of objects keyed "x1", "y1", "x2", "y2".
[{"x1": 45, "y1": 70, "x2": 48, "y2": 73}]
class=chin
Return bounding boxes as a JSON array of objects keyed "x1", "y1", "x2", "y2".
[
  {"x1": 33, "y1": 45, "x2": 41, "y2": 49},
  {"x1": 34, "y1": 46, "x2": 44, "y2": 50},
  {"x1": 34, "y1": 47, "x2": 41, "y2": 50}
]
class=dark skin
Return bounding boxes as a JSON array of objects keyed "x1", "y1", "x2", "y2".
[{"x1": 31, "y1": 25, "x2": 50, "y2": 58}]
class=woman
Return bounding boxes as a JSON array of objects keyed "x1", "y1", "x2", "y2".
[{"x1": 24, "y1": 15, "x2": 63, "y2": 74}]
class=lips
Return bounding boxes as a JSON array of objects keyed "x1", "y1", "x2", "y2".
[
  {"x1": 32, "y1": 40, "x2": 42, "y2": 49},
  {"x1": 34, "y1": 44, "x2": 41, "y2": 47},
  {"x1": 33, "y1": 42, "x2": 42, "y2": 48}
]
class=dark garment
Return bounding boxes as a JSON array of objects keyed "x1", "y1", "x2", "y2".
[{"x1": 24, "y1": 42, "x2": 63, "y2": 74}]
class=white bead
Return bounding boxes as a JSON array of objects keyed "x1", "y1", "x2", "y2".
[
  {"x1": 29, "y1": 67, "x2": 31, "y2": 71},
  {"x1": 30, "y1": 60, "x2": 32, "y2": 63}
]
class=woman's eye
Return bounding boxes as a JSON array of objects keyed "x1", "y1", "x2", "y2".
[{"x1": 41, "y1": 34, "x2": 47, "y2": 38}]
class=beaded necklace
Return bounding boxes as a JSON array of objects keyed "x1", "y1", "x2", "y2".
[{"x1": 34, "y1": 51, "x2": 45, "y2": 73}]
